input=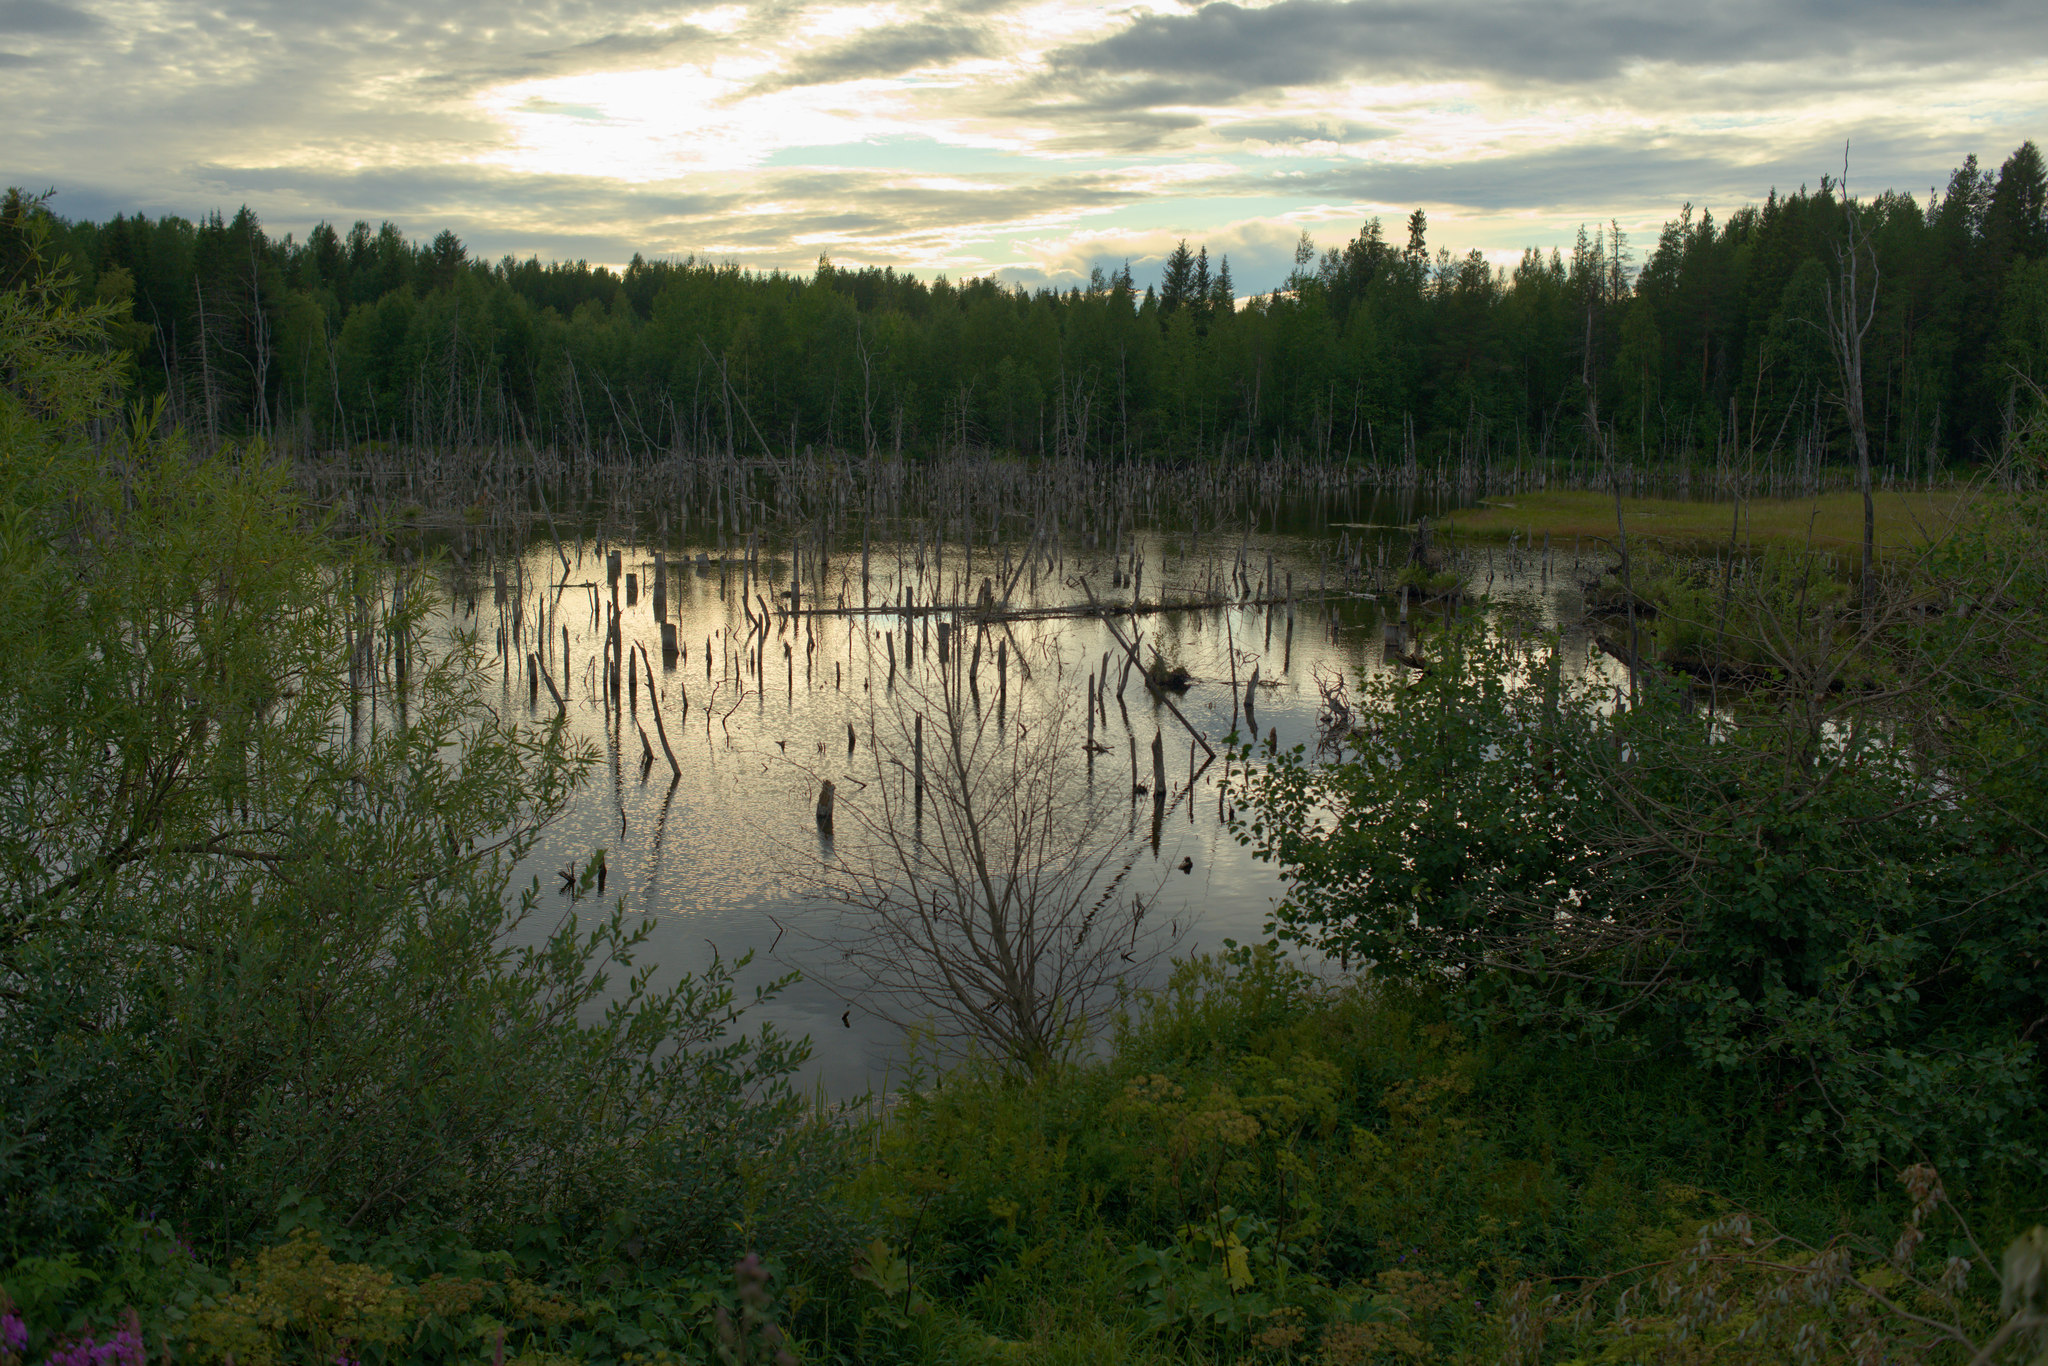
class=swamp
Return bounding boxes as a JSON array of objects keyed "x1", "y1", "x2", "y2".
[
  {"x1": 4, "y1": 175, "x2": 2048, "y2": 1366},
  {"x1": 415, "y1": 464, "x2": 1623, "y2": 1090}
]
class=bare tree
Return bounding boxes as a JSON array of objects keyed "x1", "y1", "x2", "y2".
[
  {"x1": 853, "y1": 311, "x2": 880, "y2": 459},
  {"x1": 801, "y1": 668, "x2": 1171, "y2": 1074},
  {"x1": 1821, "y1": 145, "x2": 1881, "y2": 620}
]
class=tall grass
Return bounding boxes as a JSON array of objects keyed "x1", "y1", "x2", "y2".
[{"x1": 1445, "y1": 487, "x2": 1975, "y2": 559}]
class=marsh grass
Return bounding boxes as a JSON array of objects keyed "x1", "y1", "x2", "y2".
[{"x1": 1444, "y1": 488, "x2": 1973, "y2": 560}]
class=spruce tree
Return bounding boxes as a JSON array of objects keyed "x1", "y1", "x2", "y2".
[{"x1": 1159, "y1": 239, "x2": 1194, "y2": 314}]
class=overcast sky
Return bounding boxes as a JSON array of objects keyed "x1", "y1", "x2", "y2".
[{"x1": 4, "y1": 0, "x2": 2044, "y2": 293}]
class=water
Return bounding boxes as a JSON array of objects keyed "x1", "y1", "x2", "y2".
[{"x1": 418, "y1": 493, "x2": 1612, "y2": 1095}]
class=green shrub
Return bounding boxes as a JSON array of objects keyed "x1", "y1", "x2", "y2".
[
  {"x1": 842, "y1": 952, "x2": 2041, "y2": 1362},
  {"x1": 0, "y1": 192, "x2": 862, "y2": 1340},
  {"x1": 1236, "y1": 519, "x2": 2048, "y2": 1173}
]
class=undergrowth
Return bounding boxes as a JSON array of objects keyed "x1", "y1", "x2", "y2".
[
  {"x1": 5, "y1": 951, "x2": 2045, "y2": 1363},
  {"x1": 842, "y1": 951, "x2": 2043, "y2": 1363}
]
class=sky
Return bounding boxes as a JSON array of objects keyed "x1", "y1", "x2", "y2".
[{"x1": 3, "y1": 0, "x2": 2045, "y2": 295}]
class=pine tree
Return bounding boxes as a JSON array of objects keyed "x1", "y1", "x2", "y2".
[
  {"x1": 428, "y1": 230, "x2": 466, "y2": 292},
  {"x1": 1986, "y1": 141, "x2": 2048, "y2": 266},
  {"x1": 1159, "y1": 240, "x2": 1195, "y2": 315}
]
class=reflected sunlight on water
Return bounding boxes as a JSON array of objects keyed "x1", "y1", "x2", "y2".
[{"x1": 408, "y1": 500, "x2": 1611, "y2": 1095}]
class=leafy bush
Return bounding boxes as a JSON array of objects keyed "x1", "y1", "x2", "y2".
[
  {"x1": 1605, "y1": 543, "x2": 1854, "y2": 671},
  {"x1": 832, "y1": 950, "x2": 2043, "y2": 1362},
  {"x1": 0, "y1": 194, "x2": 862, "y2": 1338},
  {"x1": 1236, "y1": 509, "x2": 2048, "y2": 1173},
  {"x1": 4, "y1": 951, "x2": 2008, "y2": 1364}
]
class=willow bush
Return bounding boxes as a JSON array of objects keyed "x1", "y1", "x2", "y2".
[{"x1": 0, "y1": 197, "x2": 856, "y2": 1309}]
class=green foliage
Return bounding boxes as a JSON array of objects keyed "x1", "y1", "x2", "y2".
[
  {"x1": 0, "y1": 1220, "x2": 813, "y2": 1366},
  {"x1": 0, "y1": 183, "x2": 864, "y2": 1347},
  {"x1": 1119, "y1": 1206, "x2": 1310, "y2": 1336},
  {"x1": 1588, "y1": 543, "x2": 1854, "y2": 672},
  {"x1": 1393, "y1": 560, "x2": 1471, "y2": 599},
  {"x1": 8, "y1": 947, "x2": 2039, "y2": 1363},
  {"x1": 17, "y1": 138, "x2": 2048, "y2": 470},
  {"x1": 816, "y1": 951, "x2": 2043, "y2": 1362},
  {"x1": 1235, "y1": 511, "x2": 2048, "y2": 1173}
]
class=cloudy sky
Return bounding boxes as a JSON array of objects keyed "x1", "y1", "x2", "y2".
[{"x1": 3, "y1": 0, "x2": 2044, "y2": 292}]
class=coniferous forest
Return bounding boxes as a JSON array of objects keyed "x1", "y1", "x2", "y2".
[{"x1": 30, "y1": 139, "x2": 2048, "y2": 474}]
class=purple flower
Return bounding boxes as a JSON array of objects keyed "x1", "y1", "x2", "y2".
[
  {"x1": 1, "y1": 1311, "x2": 27, "y2": 1356},
  {"x1": 41, "y1": 1325, "x2": 143, "y2": 1366}
]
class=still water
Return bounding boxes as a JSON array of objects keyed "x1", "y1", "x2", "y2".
[{"x1": 432, "y1": 493, "x2": 1605, "y2": 1095}]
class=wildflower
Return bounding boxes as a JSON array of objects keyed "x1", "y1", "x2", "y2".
[
  {"x1": 716, "y1": 1255, "x2": 796, "y2": 1366},
  {"x1": 38, "y1": 1311, "x2": 144, "y2": 1366},
  {"x1": 41, "y1": 1322, "x2": 143, "y2": 1366},
  {"x1": 1, "y1": 1310, "x2": 27, "y2": 1358}
]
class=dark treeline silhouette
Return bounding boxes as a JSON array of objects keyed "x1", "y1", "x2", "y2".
[{"x1": 19, "y1": 138, "x2": 2048, "y2": 475}]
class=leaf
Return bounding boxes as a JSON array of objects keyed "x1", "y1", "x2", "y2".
[{"x1": 851, "y1": 1239, "x2": 909, "y2": 1298}]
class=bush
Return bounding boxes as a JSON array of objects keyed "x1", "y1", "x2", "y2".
[
  {"x1": 1235, "y1": 506, "x2": 2048, "y2": 1173},
  {"x1": 836, "y1": 951, "x2": 2044, "y2": 1362},
  {"x1": 0, "y1": 193, "x2": 862, "y2": 1343}
]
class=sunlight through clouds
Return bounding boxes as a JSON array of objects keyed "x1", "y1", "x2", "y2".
[
  {"x1": 480, "y1": 65, "x2": 909, "y2": 178},
  {"x1": 3, "y1": 0, "x2": 2043, "y2": 292}
]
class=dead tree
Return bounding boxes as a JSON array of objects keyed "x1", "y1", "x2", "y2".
[
  {"x1": 802, "y1": 670, "x2": 1171, "y2": 1074},
  {"x1": 1821, "y1": 147, "x2": 1881, "y2": 621}
]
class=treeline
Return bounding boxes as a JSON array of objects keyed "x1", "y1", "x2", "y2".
[{"x1": 17, "y1": 138, "x2": 2048, "y2": 470}]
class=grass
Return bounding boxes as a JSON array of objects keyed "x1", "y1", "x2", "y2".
[{"x1": 1444, "y1": 488, "x2": 1976, "y2": 559}]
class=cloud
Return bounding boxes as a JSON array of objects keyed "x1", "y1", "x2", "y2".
[
  {"x1": 520, "y1": 24, "x2": 725, "y2": 74},
  {"x1": 760, "y1": 22, "x2": 991, "y2": 90},
  {"x1": 1223, "y1": 118, "x2": 1392, "y2": 146},
  {"x1": 189, "y1": 163, "x2": 745, "y2": 228},
  {"x1": 1291, "y1": 126, "x2": 1987, "y2": 215},
  {"x1": 1, "y1": 0, "x2": 2042, "y2": 291},
  {"x1": 986, "y1": 78, "x2": 1216, "y2": 153},
  {"x1": 1057, "y1": 0, "x2": 2045, "y2": 91},
  {"x1": 39, "y1": 154, "x2": 1140, "y2": 272},
  {"x1": 0, "y1": 0, "x2": 93, "y2": 33}
]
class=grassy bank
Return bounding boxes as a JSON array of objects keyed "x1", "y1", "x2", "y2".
[{"x1": 1443, "y1": 488, "x2": 1974, "y2": 557}]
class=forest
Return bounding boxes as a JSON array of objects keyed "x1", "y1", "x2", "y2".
[{"x1": 30, "y1": 139, "x2": 2048, "y2": 475}]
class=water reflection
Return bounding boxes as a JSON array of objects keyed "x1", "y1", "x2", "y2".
[{"x1": 418, "y1": 496, "x2": 1613, "y2": 1095}]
